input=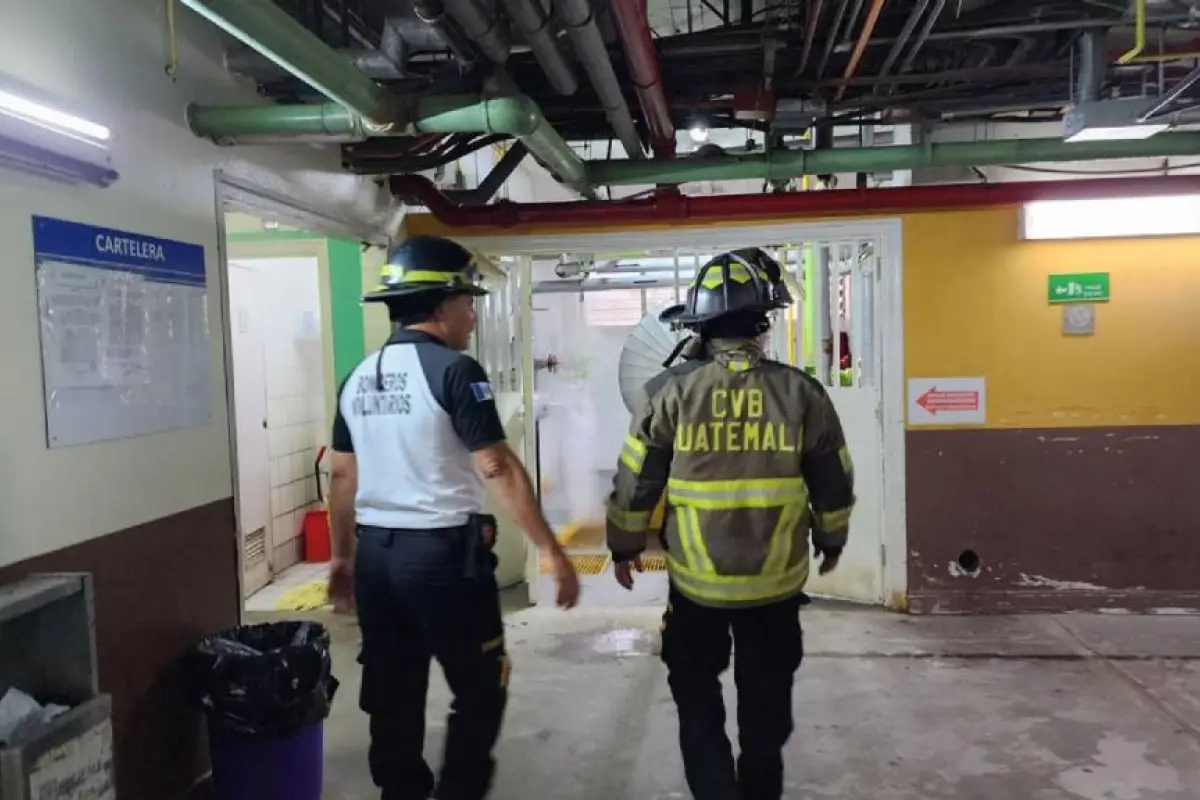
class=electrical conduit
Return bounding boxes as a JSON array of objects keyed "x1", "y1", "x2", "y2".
[{"x1": 609, "y1": 0, "x2": 675, "y2": 157}]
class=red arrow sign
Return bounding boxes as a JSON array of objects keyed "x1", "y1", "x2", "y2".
[{"x1": 916, "y1": 387, "x2": 980, "y2": 414}]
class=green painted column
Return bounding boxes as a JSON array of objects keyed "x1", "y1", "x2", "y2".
[{"x1": 327, "y1": 238, "x2": 366, "y2": 383}]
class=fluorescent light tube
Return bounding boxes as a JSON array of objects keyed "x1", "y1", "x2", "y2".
[
  {"x1": 1063, "y1": 124, "x2": 1169, "y2": 143},
  {"x1": 1021, "y1": 194, "x2": 1200, "y2": 240},
  {"x1": 0, "y1": 89, "x2": 110, "y2": 142}
]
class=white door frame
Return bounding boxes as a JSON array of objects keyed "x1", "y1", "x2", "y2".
[
  {"x1": 213, "y1": 171, "x2": 389, "y2": 616},
  {"x1": 456, "y1": 218, "x2": 908, "y2": 609},
  {"x1": 227, "y1": 260, "x2": 274, "y2": 597}
]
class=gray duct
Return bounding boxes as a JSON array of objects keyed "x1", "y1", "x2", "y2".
[
  {"x1": 411, "y1": 0, "x2": 481, "y2": 64},
  {"x1": 500, "y1": 0, "x2": 578, "y2": 95},
  {"x1": 1076, "y1": 30, "x2": 1105, "y2": 104},
  {"x1": 557, "y1": 0, "x2": 645, "y2": 159},
  {"x1": 442, "y1": 0, "x2": 510, "y2": 63}
]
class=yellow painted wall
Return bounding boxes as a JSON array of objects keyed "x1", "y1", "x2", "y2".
[
  {"x1": 904, "y1": 207, "x2": 1200, "y2": 429},
  {"x1": 405, "y1": 204, "x2": 1200, "y2": 432}
]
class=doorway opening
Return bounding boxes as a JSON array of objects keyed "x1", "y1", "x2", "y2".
[
  {"x1": 224, "y1": 217, "x2": 329, "y2": 610},
  {"x1": 216, "y1": 174, "x2": 387, "y2": 615},
  {"x1": 461, "y1": 218, "x2": 907, "y2": 609}
]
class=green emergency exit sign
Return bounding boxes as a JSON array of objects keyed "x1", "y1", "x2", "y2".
[{"x1": 1048, "y1": 272, "x2": 1110, "y2": 304}]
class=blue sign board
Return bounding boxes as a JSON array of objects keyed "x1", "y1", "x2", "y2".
[
  {"x1": 30, "y1": 215, "x2": 212, "y2": 448},
  {"x1": 31, "y1": 215, "x2": 206, "y2": 287}
]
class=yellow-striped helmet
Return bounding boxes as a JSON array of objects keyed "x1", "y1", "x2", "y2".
[
  {"x1": 363, "y1": 235, "x2": 489, "y2": 302},
  {"x1": 659, "y1": 248, "x2": 792, "y2": 328}
]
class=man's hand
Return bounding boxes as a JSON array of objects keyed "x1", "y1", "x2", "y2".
[
  {"x1": 547, "y1": 549, "x2": 580, "y2": 609},
  {"x1": 614, "y1": 555, "x2": 643, "y2": 590},
  {"x1": 328, "y1": 557, "x2": 356, "y2": 614},
  {"x1": 815, "y1": 545, "x2": 842, "y2": 576}
]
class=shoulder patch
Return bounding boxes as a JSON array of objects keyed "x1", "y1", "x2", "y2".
[{"x1": 470, "y1": 381, "x2": 495, "y2": 402}]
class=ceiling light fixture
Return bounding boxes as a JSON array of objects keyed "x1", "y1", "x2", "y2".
[{"x1": 0, "y1": 89, "x2": 110, "y2": 142}]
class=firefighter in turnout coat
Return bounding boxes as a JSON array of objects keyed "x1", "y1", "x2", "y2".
[{"x1": 606, "y1": 248, "x2": 856, "y2": 800}]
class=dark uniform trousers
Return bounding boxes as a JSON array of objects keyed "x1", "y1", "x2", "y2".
[
  {"x1": 355, "y1": 525, "x2": 508, "y2": 800},
  {"x1": 661, "y1": 583, "x2": 805, "y2": 800}
]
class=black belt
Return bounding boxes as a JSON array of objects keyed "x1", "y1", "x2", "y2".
[{"x1": 358, "y1": 513, "x2": 497, "y2": 578}]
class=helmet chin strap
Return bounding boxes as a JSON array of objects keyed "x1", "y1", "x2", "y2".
[
  {"x1": 662, "y1": 335, "x2": 696, "y2": 368},
  {"x1": 661, "y1": 313, "x2": 771, "y2": 369}
]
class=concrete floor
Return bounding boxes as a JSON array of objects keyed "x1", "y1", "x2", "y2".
[{"x1": 276, "y1": 586, "x2": 1200, "y2": 800}]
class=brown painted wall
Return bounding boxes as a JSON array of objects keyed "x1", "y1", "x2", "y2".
[
  {"x1": 0, "y1": 499, "x2": 240, "y2": 799},
  {"x1": 906, "y1": 427, "x2": 1200, "y2": 613}
]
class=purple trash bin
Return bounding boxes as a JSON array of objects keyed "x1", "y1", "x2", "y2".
[{"x1": 208, "y1": 720, "x2": 324, "y2": 800}]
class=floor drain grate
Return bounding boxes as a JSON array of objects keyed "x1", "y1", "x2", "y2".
[
  {"x1": 542, "y1": 554, "x2": 611, "y2": 576},
  {"x1": 639, "y1": 555, "x2": 668, "y2": 573}
]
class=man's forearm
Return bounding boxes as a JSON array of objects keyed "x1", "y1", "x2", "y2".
[
  {"x1": 487, "y1": 454, "x2": 561, "y2": 554},
  {"x1": 328, "y1": 480, "x2": 357, "y2": 560}
]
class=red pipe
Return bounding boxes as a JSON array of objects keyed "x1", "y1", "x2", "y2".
[
  {"x1": 609, "y1": 0, "x2": 676, "y2": 158},
  {"x1": 390, "y1": 174, "x2": 1200, "y2": 229}
]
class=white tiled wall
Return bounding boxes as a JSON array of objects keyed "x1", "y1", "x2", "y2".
[{"x1": 238, "y1": 257, "x2": 328, "y2": 571}]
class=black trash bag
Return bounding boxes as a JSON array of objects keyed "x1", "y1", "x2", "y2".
[{"x1": 187, "y1": 621, "x2": 339, "y2": 737}]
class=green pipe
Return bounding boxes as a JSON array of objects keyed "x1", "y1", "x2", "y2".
[
  {"x1": 188, "y1": 104, "x2": 370, "y2": 142},
  {"x1": 180, "y1": 0, "x2": 395, "y2": 123},
  {"x1": 182, "y1": 0, "x2": 591, "y2": 195},
  {"x1": 585, "y1": 133, "x2": 1200, "y2": 186},
  {"x1": 189, "y1": 98, "x2": 591, "y2": 196},
  {"x1": 403, "y1": 94, "x2": 589, "y2": 194}
]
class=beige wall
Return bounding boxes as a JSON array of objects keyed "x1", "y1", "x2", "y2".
[
  {"x1": 0, "y1": 0, "x2": 382, "y2": 570},
  {"x1": 362, "y1": 244, "x2": 391, "y2": 350}
]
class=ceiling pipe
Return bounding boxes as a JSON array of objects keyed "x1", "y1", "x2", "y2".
[
  {"x1": 557, "y1": 0, "x2": 646, "y2": 159},
  {"x1": 391, "y1": 174, "x2": 1200, "y2": 228},
  {"x1": 583, "y1": 132, "x2": 1200, "y2": 186},
  {"x1": 225, "y1": 44, "x2": 408, "y2": 81},
  {"x1": 873, "y1": 0, "x2": 929, "y2": 90},
  {"x1": 610, "y1": 0, "x2": 676, "y2": 158},
  {"x1": 796, "y1": 0, "x2": 825, "y2": 78},
  {"x1": 499, "y1": 0, "x2": 578, "y2": 95},
  {"x1": 897, "y1": 0, "x2": 945, "y2": 75},
  {"x1": 410, "y1": 0, "x2": 481, "y2": 64},
  {"x1": 835, "y1": 0, "x2": 888, "y2": 103},
  {"x1": 442, "y1": 0, "x2": 510, "y2": 64},
  {"x1": 1076, "y1": 29, "x2": 1105, "y2": 103},
  {"x1": 180, "y1": 0, "x2": 397, "y2": 122},
  {"x1": 188, "y1": 96, "x2": 591, "y2": 196},
  {"x1": 182, "y1": 0, "x2": 588, "y2": 193}
]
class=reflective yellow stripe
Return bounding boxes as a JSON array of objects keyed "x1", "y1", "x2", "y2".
[
  {"x1": 818, "y1": 507, "x2": 853, "y2": 532},
  {"x1": 620, "y1": 435, "x2": 647, "y2": 475},
  {"x1": 761, "y1": 503, "x2": 802, "y2": 576},
  {"x1": 401, "y1": 269, "x2": 465, "y2": 283},
  {"x1": 667, "y1": 554, "x2": 809, "y2": 603},
  {"x1": 839, "y1": 446, "x2": 854, "y2": 479},
  {"x1": 606, "y1": 505, "x2": 652, "y2": 532},
  {"x1": 667, "y1": 477, "x2": 807, "y2": 509},
  {"x1": 676, "y1": 506, "x2": 715, "y2": 574},
  {"x1": 481, "y1": 635, "x2": 505, "y2": 653}
]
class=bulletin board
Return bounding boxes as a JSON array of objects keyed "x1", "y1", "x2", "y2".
[{"x1": 31, "y1": 215, "x2": 213, "y2": 448}]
